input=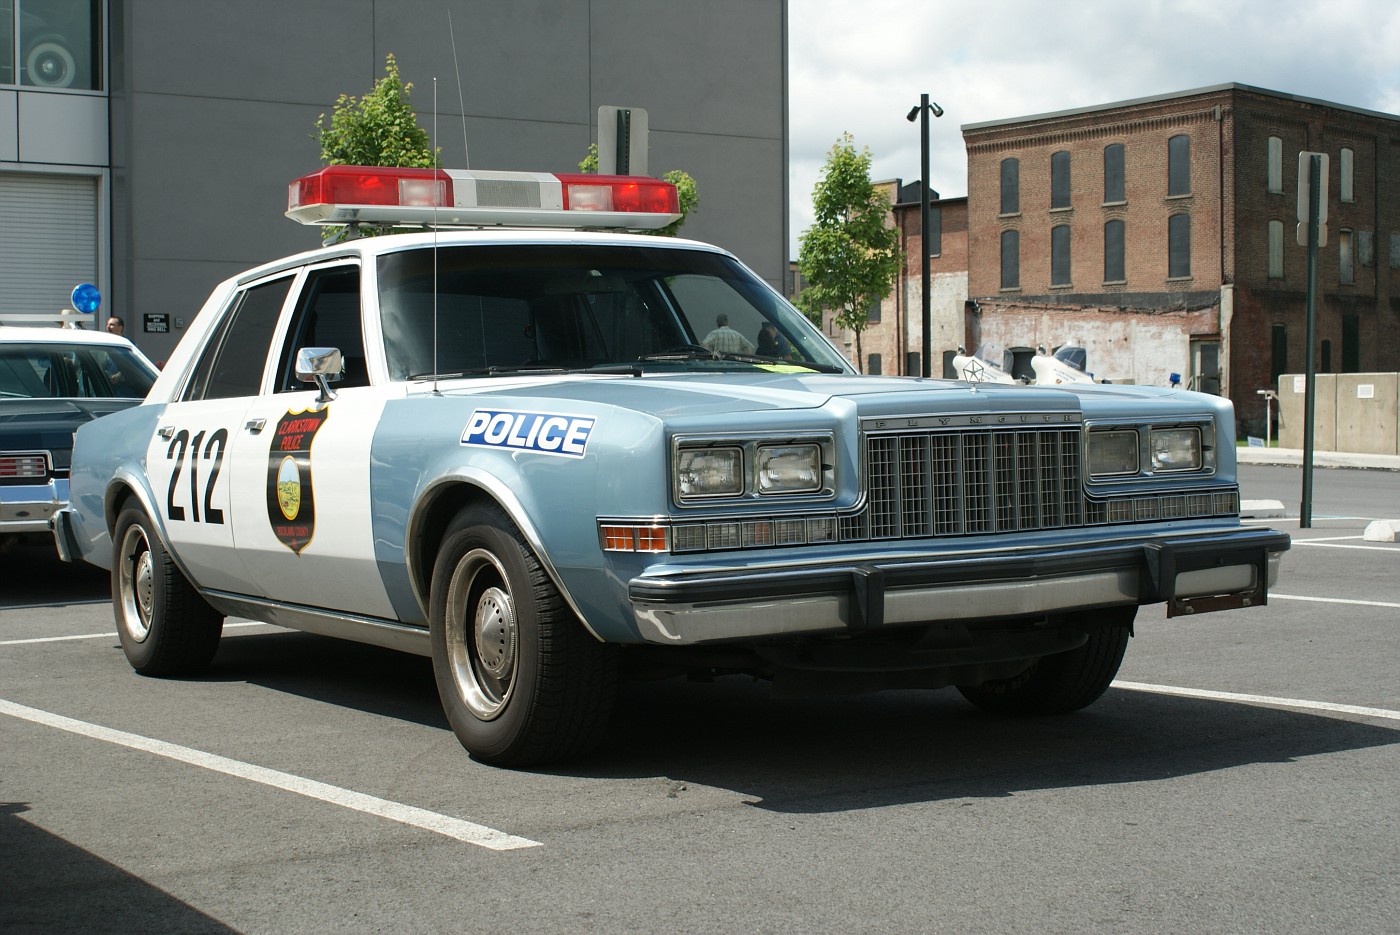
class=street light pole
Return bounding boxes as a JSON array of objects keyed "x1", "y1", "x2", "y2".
[{"x1": 907, "y1": 94, "x2": 943, "y2": 378}]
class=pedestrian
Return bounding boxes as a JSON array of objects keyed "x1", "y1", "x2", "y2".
[
  {"x1": 106, "y1": 316, "x2": 125, "y2": 335},
  {"x1": 701, "y1": 313, "x2": 755, "y2": 355},
  {"x1": 755, "y1": 322, "x2": 790, "y2": 358}
]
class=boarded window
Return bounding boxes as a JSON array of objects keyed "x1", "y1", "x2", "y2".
[
  {"x1": 1268, "y1": 220, "x2": 1284, "y2": 278},
  {"x1": 1103, "y1": 144, "x2": 1125, "y2": 203},
  {"x1": 1358, "y1": 230, "x2": 1373, "y2": 267},
  {"x1": 1168, "y1": 214, "x2": 1191, "y2": 278},
  {"x1": 1340, "y1": 147, "x2": 1354, "y2": 203},
  {"x1": 1051, "y1": 224, "x2": 1071, "y2": 285},
  {"x1": 1051, "y1": 151, "x2": 1071, "y2": 209},
  {"x1": 1104, "y1": 220, "x2": 1125, "y2": 282},
  {"x1": 1000, "y1": 158, "x2": 1020, "y2": 214},
  {"x1": 1339, "y1": 230, "x2": 1354, "y2": 284},
  {"x1": 1000, "y1": 229, "x2": 1020, "y2": 289},
  {"x1": 867, "y1": 353, "x2": 882, "y2": 375},
  {"x1": 1168, "y1": 134, "x2": 1190, "y2": 196},
  {"x1": 1267, "y1": 136, "x2": 1283, "y2": 193}
]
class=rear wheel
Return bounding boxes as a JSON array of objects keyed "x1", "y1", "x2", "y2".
[
  {"x1": 112, "y1": 504, "x2": 223, "y2": 675},
  {"x1": 957, "y1": 607, "x2": 1134, "y2": 715},
  {"x1": 429, "y1": 503, "x2": 618, "y2": 767}
]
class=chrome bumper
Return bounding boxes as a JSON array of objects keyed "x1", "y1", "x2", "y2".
[
  {"x1": 627, "y1": 528, "x2": 1290, "y2": 645},
  {"x1": 0, "y1": 478, "x2": 68, "y2": 535}
]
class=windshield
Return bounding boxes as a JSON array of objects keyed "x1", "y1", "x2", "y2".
[
  {"x1": 376, "y1": 245, "x2": 849, "y2": 379},
  {"x1": 0, "y1": 343, "x2": 157, "y2": 400}
]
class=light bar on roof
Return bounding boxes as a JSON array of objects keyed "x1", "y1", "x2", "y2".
[{"x1": 286, "y1": 165, "x2": 681, "y2": 230}]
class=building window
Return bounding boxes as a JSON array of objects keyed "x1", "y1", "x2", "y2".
[
  {"x1": 1342, "y1": 315, "x2": 1359, "y2": 372},
  {"x1": 906, "y1": 351, "x2": 921, "y2": 377},
  {"x1": 1000, "y1": 229, "x2": 1020, "y2": 289},
  {"x1": 1051, "y1": 151, "x2": 1071, "y2": 209},
  {"x1": 1, "y1": 1, "x2": 102, "y2": 90},
  {"x1": 1000, "y1": 158, "x2": 1020, "y2": 215},
  {"x1": 1168, "y1": 214, "x2": 1191, "y2": 278},
  {"x1": 1271, "y1": 324, "x2": 1287, "y2": 385},
  {"x1": 866, "y1": 296, "x2": 881, "y2": 323},
  {"x1": 1168, "y1": 134, "x2": 1191, "y2": 196},
  {"x1": 1104, "y1": 219, "x2": 1125, "y2": 282},
  {"x1": 1268, "y1": 220, "x2": 1284, "y2": 278},
  {"x1": 1340, "y1": 147, "x2": 1354, "y2": 203},
  {"x1": 1104, "y1": 144, "x2": 1125, "y2": 203},
  {"x1": 1339, "y1": 229, "x2": 1354, "y2": 284},
  {"x1": 1267, "y1": 136, "x2": 1283, "y2": 193},
  {"x1": 867, "y1": 353, "x2": 882, "y2": 375},
  {"x1": 1051, "y1": 224, "x2": 1071, "y2": 286},
  {"x1": 1321, "y1": 340, "x2": 1332, "y2": 372}
]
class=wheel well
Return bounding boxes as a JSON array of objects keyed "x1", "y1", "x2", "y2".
[
  {"x1": 105, "y1": 483, "x2": 140, "y2": 536},
  {"x1": 412, "y1": 482, "x2": 500, "y2": 607}
]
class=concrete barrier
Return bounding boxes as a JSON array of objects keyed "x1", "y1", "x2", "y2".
[{"x1": 1278, "y1": 372, "x2": 1398, "y2": 455}]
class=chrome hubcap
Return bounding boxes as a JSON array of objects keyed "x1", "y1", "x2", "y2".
[
  {"x1": 446, "y1": 549, "x2": 518, "y2": 720},
  {"x1": 118, "y1": 525, "x2": 154, "y2": 642}
]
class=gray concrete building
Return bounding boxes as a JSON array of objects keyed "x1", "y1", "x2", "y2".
[{"x1": 3, "y1": 0, "x2": 789, "y2": 360}]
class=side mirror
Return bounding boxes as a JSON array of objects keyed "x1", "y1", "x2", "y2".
[{"x1": 296, "y1": 346, "x2": 343, "y2": 403}]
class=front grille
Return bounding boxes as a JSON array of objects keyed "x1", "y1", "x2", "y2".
[{"x1": 862, "y1": 427, "x2": 1082, "y2": 539}]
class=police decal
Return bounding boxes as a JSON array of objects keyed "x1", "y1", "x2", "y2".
[
  {"x1": 266, "y1": 408, "x2": 330, "y2": 553},
  {"x1": 461, "y1": 408, "x2": 595, "y2": 458}
]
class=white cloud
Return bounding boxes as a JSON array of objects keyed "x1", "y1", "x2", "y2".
[{"x1": 788, "y1": 0, "x2": 1400, "y2": 256}]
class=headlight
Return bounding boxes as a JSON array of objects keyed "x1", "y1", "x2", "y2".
[
  {"x1": 1088, "y1": 430, "x2": 1139, "y2": 477},
  {"x1": 757, "y1": 444, "x2": 821, "y2": 494},
  {"x1": 676, "y1": 447, "x2": 744, "y2": 498},
  {"x1": 1150, "y1": 428, "x2": 1203, "y2": 471}
]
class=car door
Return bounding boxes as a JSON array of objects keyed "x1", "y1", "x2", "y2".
[
  {"x1": 226, "y1": 262, "x2": 398, "y2": 620},
  {"x1": 146, "y1": 273, "x2": 293, "y2": 592}
]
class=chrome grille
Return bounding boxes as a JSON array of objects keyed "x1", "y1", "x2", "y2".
[{"x1": 859, "y1": 426, "x2": 1083, "y2": 540}]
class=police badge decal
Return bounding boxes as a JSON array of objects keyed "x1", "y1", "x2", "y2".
[{"x1": 265, "y1": 408, "x2": 329, "y2": 553}]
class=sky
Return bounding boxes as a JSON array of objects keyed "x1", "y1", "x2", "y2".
[{"x1": 787, "y1": 0, "x2": 1400, "y2": 257}]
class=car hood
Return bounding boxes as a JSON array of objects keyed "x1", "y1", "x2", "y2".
[{"x1": 444, "y1": 371, "x2": 1103, "y2": 419}]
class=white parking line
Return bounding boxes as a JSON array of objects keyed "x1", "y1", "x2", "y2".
[
  {"x1": 1114, "y1": 681, "x2": 1400, "y2": 722},
  {"x1": 1291, "y1": 541, "x2": 1400, "y2": 552},
  {"x1": 0, "y1": 621, "x2": 269, "y2": 647},
  {"x1": 1270, "y1": 593, "x2": 1400, "y2": 610},
  {"x1": 0, "y1": 698, "x2": 541, "y2": 851}
]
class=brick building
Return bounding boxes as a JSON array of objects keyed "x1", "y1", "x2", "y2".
[{"x1": 959, "y1": 83, "x2": 1400, "y2": 435}]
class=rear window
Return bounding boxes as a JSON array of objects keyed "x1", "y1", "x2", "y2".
[{"x1": 0, "y1": 342, "x2": 157, "y2": 399}]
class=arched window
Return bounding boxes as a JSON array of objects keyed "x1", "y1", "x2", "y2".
[
  {"x1": 1051, "y1": 224, "x2": 1071, "y2": 285},
  {"x1": 1267, "y1": 137, "x2": 1283, "y2": 193},
  {"x1": 1168, "y1": 214, "x2": 1191, "y2": 278},
  {"x1": 1000, "y1": 229, "x2": 1020, "y2": 289},
  {"x1": 1168, "y1": 134, "x2": 1190, "y2": 196},
  {"x1": 1000, "y1": 158, "x2": 1020, "y2": 215},
  {"x1": 1103, "y1": 144, "x2": 1125, "y2": 203},
  {"x1": 1104, "y1": 220, "x2": 1125, "y2": 282},
  {"x1": 1051, "y1": 151, "x2": 1071, "y2": 209}
]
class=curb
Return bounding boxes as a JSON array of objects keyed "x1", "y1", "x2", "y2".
[
  {"x1": 1363, "y1": 520, "x2": 1400, "y2": 542},
  {"x1": 1241, "y1": 499, "x2": 1286, "y2": 519}
]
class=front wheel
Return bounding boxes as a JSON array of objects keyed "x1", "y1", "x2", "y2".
[
  {"x1": 429, "y1": 504, "x2": 618, "y2": 767},
  {"x1": 957, "y1": 607, "x2": 1134, "y2": 715},
  {"x1": 112, "y1": 504, "x2": 223, "y2": 676}
]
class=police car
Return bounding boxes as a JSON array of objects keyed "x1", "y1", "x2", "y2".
[
  {"x1": 55, "y1": 165, "x2": 1289, "y2": 767},
  {"x1": 2, "y1": 323, "x2": 158, "y2": 548}
]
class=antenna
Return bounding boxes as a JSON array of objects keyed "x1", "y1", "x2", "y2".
[
  {"x1": 432, "y1": 77, "x2": 441, "y2": 396},
  {"x1": 448, "y1": 9, "x2": 469, "y2": 168}
]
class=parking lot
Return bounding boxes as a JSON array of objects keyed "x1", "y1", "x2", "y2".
[{"x1": 3, "y1": 463, "x2": 1398, "y2": 934}]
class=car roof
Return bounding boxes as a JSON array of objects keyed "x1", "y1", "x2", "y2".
[{"x1": 0, "y1": 325, "x2": 140, "y2": 348}]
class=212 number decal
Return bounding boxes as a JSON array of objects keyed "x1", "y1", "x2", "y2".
[{"x1": 165, "y1": 428, "x2": 229, "y2": 524}]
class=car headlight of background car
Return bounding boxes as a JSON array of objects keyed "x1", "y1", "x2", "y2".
[
  {"x1": 1087, "y1": 423, "x2": 1213, "y2": 480},
  {"x1": 673, "y1": 435, "x2": 833, "y2": 503}
]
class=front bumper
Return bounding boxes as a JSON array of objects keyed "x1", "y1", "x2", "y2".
[
  {"x1": 628, "y1": 527, "x2": 1291, "y2": 645},
  {"x1": 0, "y1": 477, "x2": 68, "y2": 536}
]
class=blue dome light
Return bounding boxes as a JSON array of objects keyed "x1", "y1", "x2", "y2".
[{"x1": 71, "y1": 283, "x2": 102, "y2": 315}]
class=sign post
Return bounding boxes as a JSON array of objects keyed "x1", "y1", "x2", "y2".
[{"x1": 1296, "y1": 151, "x2": 1328, "y2": 528}]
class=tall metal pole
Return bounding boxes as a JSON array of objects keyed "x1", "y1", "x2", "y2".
[
  {"x1": 1300, "y1": 153, "x2": 1321, "y2": 528},
  {"x1": 919, "y1": 94, "x2": 932, "y2": 378}
]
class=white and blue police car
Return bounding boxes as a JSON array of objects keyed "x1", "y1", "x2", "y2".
[{"x1": 56, "y1": 165, "x2": 1289, "y2": 767}]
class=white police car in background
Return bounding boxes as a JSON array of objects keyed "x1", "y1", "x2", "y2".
[{"x1": 56, "y1": 165, "x2": 1289, "y2": 767}]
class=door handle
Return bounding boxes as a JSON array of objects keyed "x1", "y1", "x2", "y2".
[
  {"x1": 245, "y1": 418, "x2": 267, "y2": 433},
  {"x1": 157, "y1": 425, "x2": 174, "y2": 440}
]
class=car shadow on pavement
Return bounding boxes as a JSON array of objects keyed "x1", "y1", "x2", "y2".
[
  {"x1": 0, "y1": 802, "x2": 237, "y2": 934},
  {"x1": 568, "y1": 676, "x2": 1400, "y2": 813}
]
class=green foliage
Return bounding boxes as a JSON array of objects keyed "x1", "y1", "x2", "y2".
[
  {"x1": 314, "y1": 53, "x2": 437, "y2": 243},
  {"x1": 795, "y1": 133, "x2": 900, "y2": 370},
  {"x1": 578, "y1": 143, "x2": 699, "y2": 237}
]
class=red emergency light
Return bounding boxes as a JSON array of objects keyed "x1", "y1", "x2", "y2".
[{"x1": 286, "y1": 165, "x2": 680, "y2": 231}]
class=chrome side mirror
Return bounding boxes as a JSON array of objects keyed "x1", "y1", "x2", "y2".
[{"x1": 296, "y1": 347, "x2": 343, "y2": 403}]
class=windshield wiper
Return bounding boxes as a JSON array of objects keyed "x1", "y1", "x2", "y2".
[
  {"x1": 635, "y1": 346, "x2": 844, "y2": 373},
  {"x1": 409, "y1": 364, "x2": 570, "y2": 380}
]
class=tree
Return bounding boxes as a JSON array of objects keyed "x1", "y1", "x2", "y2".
[
  {"x1": 795, "y1": 133, "x2": 900, "y2": 372},
  {"x1": 578, "y1": 144, "x2": 699, "y2": 238},
  {"x1": 315, "y1": 53, "x2": 437, "y2": 243}
]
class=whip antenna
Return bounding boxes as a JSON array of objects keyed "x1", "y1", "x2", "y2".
[{"x1": 448, "y1": 9, "x2": 469, "y2": 168}]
